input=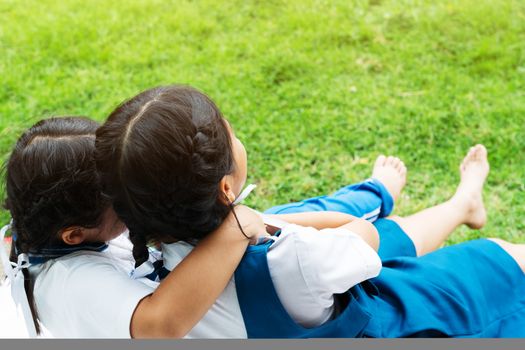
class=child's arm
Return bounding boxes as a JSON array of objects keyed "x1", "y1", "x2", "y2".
[
  {"x1": 130, "y1": 205, "x2": 266, "y2": 338},
  {"x1": 266, "y1": 211, "x2": 357, "y2": 230},
  {"x1": 265, "y1": 220, "x2": 381, "y2": 327},
  {"x1": 266, "y1": 212, "x2": 378, "y2": 251},
  {"x1": 338, "y1": 218, "x2": 379, "y2": 251}
]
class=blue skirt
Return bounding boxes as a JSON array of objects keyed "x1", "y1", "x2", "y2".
[{"x1": 365, "y1": 219, "x2": 525, "y2": 337}]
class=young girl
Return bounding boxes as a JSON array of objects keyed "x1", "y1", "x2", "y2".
[
  {"x1": 2, "y1": 115, "x2": 397, "y2": 337},
  {"x1": 96, "y1": 85, "x2": 525, "y2": 338},
  {"x1": 1, "y1": 116, "x2": 270, "y2": 338}
]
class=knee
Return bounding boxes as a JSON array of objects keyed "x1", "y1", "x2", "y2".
[
  {"x1": 486, "y1": 238, "x2": 525, "y2": 272},
  {"x1": 385, "y1": 215, "x2": 403, "y2": 224},
  {"x1": 383, "y1": 215, "x2": 422, "y2": 256},
  {"x1": 486, "y1": 238, "x2": 510, "y2": 247}
]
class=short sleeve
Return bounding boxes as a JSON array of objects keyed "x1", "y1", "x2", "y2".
[
  {"x1": 267, "y1": 224, "x2": 382, "y2": 327},
  {"x1": 64, "y1": 261, "x2": 154, "y2": 338},
  {"x1": 34, "y1": 254, "x2": 155, "y2": 338},
  {"x1": 297, "y1": 226, "x2": 381, "y2": 301}
]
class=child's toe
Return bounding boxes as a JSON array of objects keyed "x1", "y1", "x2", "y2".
[{"x1": 375, "y1": 155, "x2": 387, "y2": 167}]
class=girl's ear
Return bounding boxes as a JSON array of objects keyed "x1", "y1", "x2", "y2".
[
  {"x1": 60, "y1": 227, "x2": 86, "y2": 246},
  {"x1": 219, "y1": 176, "x2": 236, "y2": 205}
]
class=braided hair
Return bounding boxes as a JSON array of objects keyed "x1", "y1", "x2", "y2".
[
  {"x1": 96, "y1": 85, "x2": 235, "y2": 266},
  {"x1": 3, "y1": 116, "x2": 111, "y2": 333}
]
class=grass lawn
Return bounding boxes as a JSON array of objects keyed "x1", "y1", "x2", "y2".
[{"x1": 0, "y1": 0, "x2": 524, "y2": 244}]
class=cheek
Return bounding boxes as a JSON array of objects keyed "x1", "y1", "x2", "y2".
[
  {"x1": 229, "y1": 136, "x2": 248, "y2": 196},
  {"x1": 238, "y1": 143, "x2": 248, "y2": 180}
]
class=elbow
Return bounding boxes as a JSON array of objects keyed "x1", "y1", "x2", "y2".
[
  {"x1": 340, "y1": 218, "x2": 380, "y2": 251},
  {"x1": 156, "y1": 321, "x2": 189, "y2": 339},
  {"x1": 357, "y1": 218, "x2": 379, "y2": 251},
  {"x1": 131, "y1": 297, "x2": 191, "y2": 339},
  {"x1": 369, "y1": 225, "x2": 379, "y2": 251},
  {"x1": 133, "y1": 314, "x2": 190, "y2": 339},
  {"x1": 148, "y1": 309, "x2": 193, "y2": 339}
]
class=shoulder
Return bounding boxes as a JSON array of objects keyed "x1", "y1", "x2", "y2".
[
  {"x1": 57, "y1": 251, "x2": 128, "y2": 274},
  {"x1": 268, "y1": 223, "x2": 382, "y2": 293},
  {"x1": 32, "y1": 251, "x2": 128, "y2": 296},
  {"x1": 161, "y1": 241, "x2": 194, "y2": 271},
  {"x1": 32, "y1": 251, "x2": 154, "y2": 338}
]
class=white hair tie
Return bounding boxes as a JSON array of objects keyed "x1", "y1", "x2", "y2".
[{"x1": 0, "y1": 223, "x2": 38, "y2": 338}]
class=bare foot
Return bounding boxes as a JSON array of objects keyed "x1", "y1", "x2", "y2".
[
  {"x1": 372, "y1": 155, "x2": 407, "y2": 202},
  {"x1": 452, "y1": 144, "x2": 489, "y2": 229}
]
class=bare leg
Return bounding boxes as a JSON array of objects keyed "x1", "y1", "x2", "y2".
[
  {"x1": 486, "y1": 239, "x2": 525, "y2": 273},
  {"x1": 390, "y1": 145, "x2": 489, "y2": 256}
]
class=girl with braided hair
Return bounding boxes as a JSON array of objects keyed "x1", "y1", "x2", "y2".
[
  {"x1": 96, "y1": 84, "x2": 525, "y2": 338},
  {"x1": 2, "y1": 116, "x2": 267, "y2": 338}
]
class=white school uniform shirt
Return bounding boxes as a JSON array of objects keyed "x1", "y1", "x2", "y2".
[
  {"x1": 29, "y1": 235, "x2": 157, "y2": 338},
  {"x1": 162, "y1": 223, "x2": 382, "y2": 339}
]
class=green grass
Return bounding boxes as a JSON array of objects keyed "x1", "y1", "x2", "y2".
[{"x1": 1, "y1": 0, "x2": 524, "y2": 244}]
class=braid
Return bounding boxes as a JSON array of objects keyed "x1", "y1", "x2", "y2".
[
  {"x1": 8, "y1": 226, "x2": 41, "y2": 334},
  {"x1": 96, "y1": 85, "x2": 236, "y2": 245},
  {"x1": 3, "y1": 116, "x2": 108, "y2": 335},
  {"x1": 22, "y1": 266, "x2": 40, "y2": 333},
  {"x1": 128, "y1": 228, "x2": 150, "y2": 268}
]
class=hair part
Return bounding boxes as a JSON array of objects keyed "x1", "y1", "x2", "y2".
[
  {"x1": 96, "y1": 85, "x2": 235, "y2": 266},
  {"x1": 3, "y1": 116, "x2": 110, "y2": 333}
]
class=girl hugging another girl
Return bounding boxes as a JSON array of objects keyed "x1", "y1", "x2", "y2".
[
  {"x1": 1, "y1": 108, "x2": 397, "y2": 337},
  {"x1": 4, "y1": 85, "x2": 525, "y2": 338},
  {"x1": 3, "y1": 116, "x2": 267, "y2": 338},
  {"x1": 95, "y1": 85, "x2": 525, "y2": 338}
]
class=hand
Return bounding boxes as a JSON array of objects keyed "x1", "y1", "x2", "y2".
[{"x1": 231, "y1": 205, "x2": 269, "y2": 245}]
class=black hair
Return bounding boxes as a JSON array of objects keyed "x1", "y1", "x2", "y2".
[
  {"x1": 96, "y1": 85, "x2": 236, "y2": 266},
  {"x1": 3, "y1": 116, "x2": 111, "y2": 333}
]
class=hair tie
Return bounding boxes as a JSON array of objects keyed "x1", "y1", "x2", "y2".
[
  {"x1": 13, "y1": 253, "x2": 31, "y2": 275},
  {"x1": 0, "y1": 222, "x2": 38, "y2": 337}
]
